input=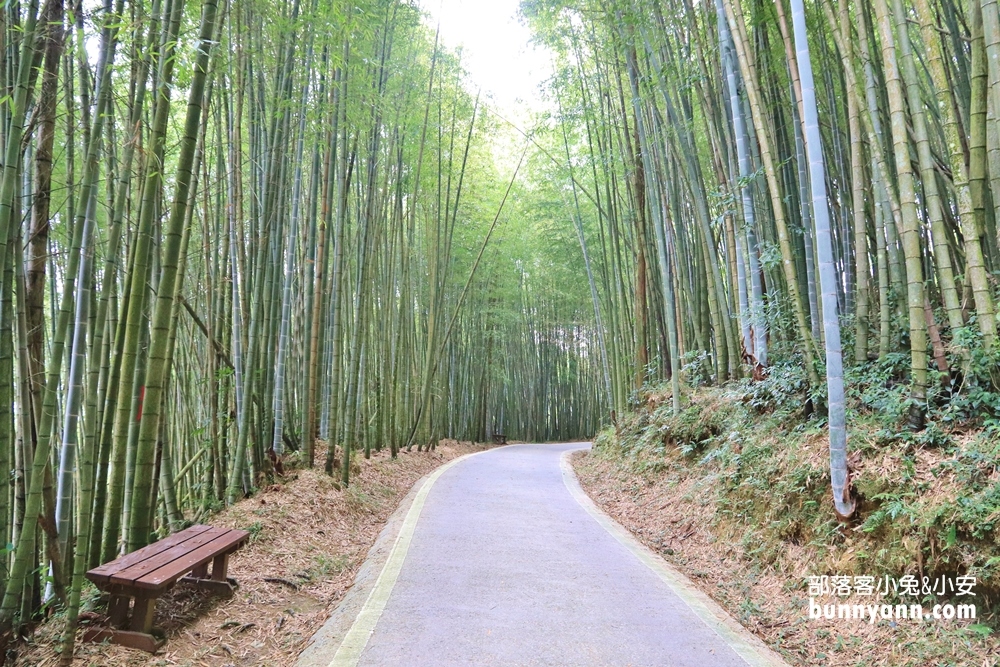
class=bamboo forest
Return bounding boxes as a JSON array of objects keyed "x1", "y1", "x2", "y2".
[{"x1": 2, "y1": 0, "x2": 1000, "y2": 663}]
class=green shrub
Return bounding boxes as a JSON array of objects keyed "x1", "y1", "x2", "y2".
[{"x1": 740, "y1": 362, "x2": 807, "y2": 418}]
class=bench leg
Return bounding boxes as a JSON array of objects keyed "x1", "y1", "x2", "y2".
[
  {"x1": 108, "y1": 594, "x2": 131, "y2": 629},
  {"x1": 190, "y1": 562, "x2": 209, "y2": 578},
  {"x1": 211, "y1": 553, "x2": 229, "y2": 581},
  {"x1": 130, "y1": 595, "x2": 157, "y2": 633}
]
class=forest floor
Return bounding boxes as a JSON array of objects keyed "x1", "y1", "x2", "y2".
[
  {"x1": 574, "y1": 382, "x2": 1000, "y2": 667},
  {"x1": 15, "y1": 440, "x2": 492, "y2": 667}
]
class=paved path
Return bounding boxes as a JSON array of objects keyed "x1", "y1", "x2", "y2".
[{"x1": 301, "y1": 443, "x2": 787, "y2": 667}]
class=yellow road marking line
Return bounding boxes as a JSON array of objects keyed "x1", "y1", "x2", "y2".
[{"x1": 327, "y1": 446, "x2": 501, "y2": 667}]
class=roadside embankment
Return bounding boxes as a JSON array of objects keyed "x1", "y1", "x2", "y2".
[{"x1": 574, "y1": 374, "x2": 1000, "y2": 666}]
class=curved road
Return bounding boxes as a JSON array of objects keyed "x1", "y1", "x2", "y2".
[{"x1": 301, "y1": 443, "x2": 787, "y2": 667}]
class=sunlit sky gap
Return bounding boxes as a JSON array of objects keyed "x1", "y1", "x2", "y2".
[{"x1": 421, "y1": 0, "x2": 553, "y2": 121}]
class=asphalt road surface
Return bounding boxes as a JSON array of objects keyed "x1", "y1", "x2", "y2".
[{"x1": 311, "y1": 443, "x2": 786, "y2": 667}]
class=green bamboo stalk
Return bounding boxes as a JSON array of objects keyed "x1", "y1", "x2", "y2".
[
  {"x1": 872, "y1": 0, "x2": 930, "y2": 428},
  {"x1": 128, "y1": 0, "x2": 219, "y2": 550}
]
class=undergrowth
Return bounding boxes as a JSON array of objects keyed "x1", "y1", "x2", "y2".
[{"x1": 596, "y1": 338, "x2": 1000, "y2": 632}]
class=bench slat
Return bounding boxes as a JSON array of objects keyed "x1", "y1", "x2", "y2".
[
  {"x1": 127, "y1": 529, "x2": 248, "y2": 591},
  {"x1": 86, "y1": 525, "x2": 213, "y2": 585}
]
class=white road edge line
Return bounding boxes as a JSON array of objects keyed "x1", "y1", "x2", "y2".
[
  {"x1": 326, "y1": 446, "x2": 505, "y2": 667},
  {"x1": 559, "y1": 448, "x2": 791, "y2": 667}
]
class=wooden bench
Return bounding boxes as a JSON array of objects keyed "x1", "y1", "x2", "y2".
[
  {"x1": 492, "y1": 433, "x2": 507, "y2": 444},
  {"x1": 84, "y1": 524, "x2": 249, "y2": 652}
]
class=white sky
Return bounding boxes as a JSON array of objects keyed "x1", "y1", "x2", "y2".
[{"x1": 422, "y1": 0, "x2": 552, "y2": 120}]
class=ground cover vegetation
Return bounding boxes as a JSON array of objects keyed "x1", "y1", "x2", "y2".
[{"x1": 578, "y1": 362, "x2": 1000, "y2": 664}]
